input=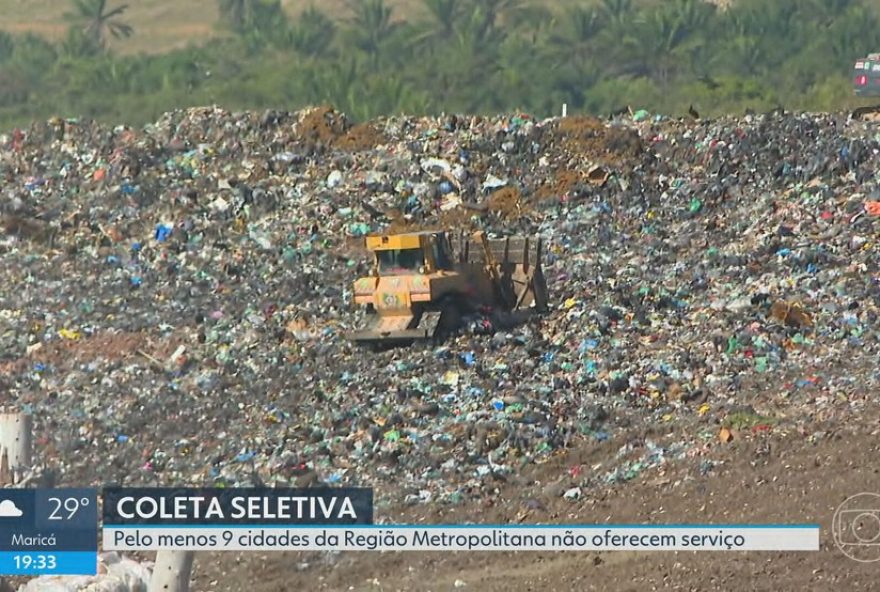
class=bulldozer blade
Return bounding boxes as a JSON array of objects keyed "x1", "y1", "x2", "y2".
[
  {"x1": 487, "y1": 236, "x2": 547, "y2": 311},
  {"x1": 459, "y1": 233, "x2": 547, "y2": 312},
  {"x1": 346, "y1": 311, "x2": 442, "y2": 343}
]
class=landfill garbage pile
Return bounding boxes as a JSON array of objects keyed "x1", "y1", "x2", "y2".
[{"x1": 2, "y1": 105, "x2": 880, "y2": 505}]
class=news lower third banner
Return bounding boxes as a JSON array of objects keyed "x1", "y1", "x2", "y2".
[
  {"x1": 101, "y1": 488, "x2": 819, "y2": 552},
  {"x1": 103, "y1": 525, "x2": 819, "y2": 552}
]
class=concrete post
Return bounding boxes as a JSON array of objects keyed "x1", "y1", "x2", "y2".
[
  {"x1": 0, "y1": 409, "x2": 32, "y2": 592},
  {"x1": 149, "y1": 550, "x2": 195, "y2": 592},
  {"x1": 0, "y1": 409, "x2": 32, "y2": 485}
]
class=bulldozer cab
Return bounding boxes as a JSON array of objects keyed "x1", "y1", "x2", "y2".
[
  {"x1": 368, "y1": 232, "x2": 454, "y2": 275},
  {"x1": 854, "y1": 55, "x2": 880, "y2": 96},
  {"x1": 375, "y1": 247, "x2": 424, "y2": 274}
]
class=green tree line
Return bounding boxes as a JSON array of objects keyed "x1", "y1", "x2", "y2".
[{"x1": 0, "y1": 0, "x2": 879, "y2": 129}]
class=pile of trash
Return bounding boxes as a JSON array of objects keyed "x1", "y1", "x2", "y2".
[{"x1": 1, "y1": 104, "x2": 879, "y2": 504}]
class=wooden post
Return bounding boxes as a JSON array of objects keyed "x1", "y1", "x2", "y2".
[
  {"x1": 149, "y1": 550, "x2": 195, "y2": 592},
  {"x1": 0, "y1": 409, "x2": 32, "y2": 486}
]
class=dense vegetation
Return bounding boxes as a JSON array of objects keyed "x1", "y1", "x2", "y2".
[{"x1": 1, "y1": 0, "x2": 879, "y2": 129}]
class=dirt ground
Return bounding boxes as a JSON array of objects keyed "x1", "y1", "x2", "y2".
[{"x1": 186, "y1": 406, "x2": 880, "y2": 592}]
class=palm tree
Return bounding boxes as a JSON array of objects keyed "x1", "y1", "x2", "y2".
[
  {"x1": 422, "y1": 0, "x2": 462, "y2": 36},
  {"x1": 60, "y1": 26, "x2": 102, "y2": 59},
  {"x1": 827, "y1": 4, "x2": 880, "y2": 64},
  {"x1": 761, "y1": 0, "x2": 799, "y2": 38},
  {"x1": 363, "y1": 74, "x2": 432, "y2": 117},
  {"x1": 410, "y1": 0, "x2": 463, "y2": 50},
  {"x1": 303, "y1": 56, "x2": 361, "y2": 105},
  {"x1": 591, "y1": 0, "x2": 635, "y2": 65},
  {"x1": 218, "y1": 0, "x2": 250, "y2": 32},
  {"x1": 619, "y1": 0, "x2": 710, "y2": 87},
  {"x1": 455, "y1": 3, "x2": 504, "y2": 50},
  {"x1": 238, "y1": 0, "x2": 289, "y2": 50},
  {"x1": 612, "y1": 0, "x2": 716, "y2": 86},
  {"x1": 599, "y1": 0, "x2": 633, "y2": 31},
  {"x1": 546, "y1": 6, "x2": 603, "y2": 65},
  {"x1": 218, "y1": 0, "x2": 287, "y2": 35},
  {"x1": 493, "y1": 34, "x2": 554, "y2": 112},
  {"x1": 540, "y1": 6, "x2": 604, "y2": 105},
  {"x1": 721, "y1": 6, "x2": 762, "y2": 39},
  {"x1": 346, "y1": 0, "x2": 399, "y2": 66},
  {"x1": 65, "y1": 0, "x2": 133, "y2": 49},
  {"x1": 442, "y1": 20, "x2": 504, "y2": 110},
  {"x1": 721, "y1": 35, "x2": 764, "y2": 76},
  {"x1": 0, "y1": 31, "x2": 13, "y2": 63},
  {"x1": 807, "y1": 0, "x2": 854, "y2": 28},
  {"x1": 673, "y1": 0, "x2": 715, "y2": 32},
  {"x1": 462, "y1": 0, "x2": 535, "y2": 44},
  {"x1": 290, "y1": 5, "x2": 336, "y2": 58}
]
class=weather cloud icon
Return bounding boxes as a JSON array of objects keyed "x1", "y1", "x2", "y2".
[{"x1": 0, "y1": 500, "x2": 23, "y2": 517}]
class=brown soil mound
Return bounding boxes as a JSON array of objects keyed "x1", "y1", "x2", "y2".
[
  {"x1": 382, "y1": 219, "x2": 422, "y2": 234},
  {"x1": 295, "y1": 106, "x2": 387, "y2": 151},
  {"x1": 487, "y1": 186, "x2": 524, "y2": 219},
  {"x1": 553, "y1": 116, "x2": 643, "y2": 162},
  {"x1": 604, "y1": 126, "x2": 644, "y2": 157},
  {"x1": 381, "y1": 207, "x2": 479, "y2": 234},
  {"x1": 440, "y1": 206, "x2": 482, "y2": 228},
  {"x1": 377, "y1": 186, "x2": 532, "y2": 235},
  {"x1": 334, "y1": 122, "x2": 386, "y2": 151},
  {"x1": 557, "y1": 115, "x2": 604, "y2": 134},
  {"x1": 1, "y1": 214, "x2": 54, "y2": 244},
  {"x1": 0, "y1": 331, "x2": 184, "y2": 374},
  {"x1": 769, "y1": 300, "x2": 813, "y2": 328},
  {"x1": 296, "y1": 105, "x2": 346, "y2": 144},
  {"x1": 535, "y1": 169, "x2": 582, "y2": 200},
  {"x1": 381, "y1": 208, "x2": 432, "y2": 234}
]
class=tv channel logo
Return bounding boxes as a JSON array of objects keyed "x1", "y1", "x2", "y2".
[{"x1": 833, "y1": 492, "x2": 880, "y2": 562}]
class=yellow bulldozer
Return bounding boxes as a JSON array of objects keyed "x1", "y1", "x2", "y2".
[{"x1": 346, "y1": 230, "x2": 549, "y2": 344}]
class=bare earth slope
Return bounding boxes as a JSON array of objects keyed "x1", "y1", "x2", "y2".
[{"x1": 190, "y1": 408, "x2": 880, "y2": 591}]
